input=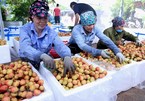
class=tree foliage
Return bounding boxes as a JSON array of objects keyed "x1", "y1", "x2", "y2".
[
  {"x1": 5, "y1": 0, "x2": 35, "y2": 24},
  {"x1": 2, "y1": 0, "x2": 55, "y2": 24},
  {"x1": 111, "y1": 0, "x2": 133, "y2": 19},
  {"x1": 111, "y1": 0, "x2": 145, "y2": 20}
]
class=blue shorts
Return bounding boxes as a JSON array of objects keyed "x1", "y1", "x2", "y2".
[{"x1": 54, "y1": 16, "x2": 60, "y2": 23}]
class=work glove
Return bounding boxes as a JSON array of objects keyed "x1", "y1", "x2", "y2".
[
  {"x1": 63, "y1": 56, "x2": 75, "y2": 77},
  {"x1": 116, "y1": 40, "x2": 123, "y2": 46},
  {"x1": 101, "y1": 50, "x2": 110, "y2": 59},
  {"x1": 136, "y1": 40, "x2": 142, "y2": 47},
  {"x1": 116, "y1": 52, "x2": 125, "y2": 64},
  {"x1": 116, "y1": 39, "x2": 125, "y2": 46},
  {"x1": 40, "y1": 53, "x2": 56, "y2": 69}
]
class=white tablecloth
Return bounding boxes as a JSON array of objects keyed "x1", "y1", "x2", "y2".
[{"x1": 39, "y1": 60, "x2": 145, "y2": 101}]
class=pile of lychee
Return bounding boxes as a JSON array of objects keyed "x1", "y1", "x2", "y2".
[
  {"x1": 118, "y1": 43, "x2": 145, "y2": 61},
  {"x1": 52, "y1": 57, "x2": 107, "y2": 90},
  {"x1": 58, "y1": 32, "x2": 71, "y2": 36},
  {"x1": 0, "y1": 39, "x2": 6, "y2": 46},
  {"x1": 14, "y1": 37, "x2": 20, "y2": 41},
  {"x1": 0, "y1": 60, "x2": 45, "y2": 101},
  {"x1": 79, "y1": 50, "x2": 131, "y2": 68}
]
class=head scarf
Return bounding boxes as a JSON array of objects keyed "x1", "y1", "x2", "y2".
[
  {"x1": 112, "y1": 16, "x2": 125, "y2": 27},
  {"x1": 29, "y1": 0, "x2": 49, "y2": 18},
  {"x1": 80, "y1": 11, "x2": 96, "y2": 26}
]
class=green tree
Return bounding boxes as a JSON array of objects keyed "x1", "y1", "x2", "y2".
[
  {"x1": 111, "y1": 0, "x2": 145, "y2": 20},
  {"x1": 6, "y1": 0, "x2": 35, "y2": 24},
  {"x1": 1, "y1": 6, "x2": 6, "y2": 21},
  {"x1": 5, "y1": 0, "x2": 55, "y2": 24},
  {"x1": 111, "y1": 0, "x2": 134, "y2": 19}
]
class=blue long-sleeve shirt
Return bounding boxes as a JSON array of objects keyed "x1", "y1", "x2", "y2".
[
  {"x1": 19, "y1": 23, "x2": 71, "y2": 62},
  {"x1": 69, "y1": 25, "x2": 120, "y2": 56}
]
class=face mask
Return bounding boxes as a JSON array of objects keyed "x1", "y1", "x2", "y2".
[{"x1": 116, "y1": 29, "x2": 122, "y2": 33}]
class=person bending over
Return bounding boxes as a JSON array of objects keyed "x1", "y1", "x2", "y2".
[
  {"x1": 97, "y1": 16, "x2": 142, "y2": 49},
  {"x1": 68, "y1": 11, "x2": 125, "y2": 63}
]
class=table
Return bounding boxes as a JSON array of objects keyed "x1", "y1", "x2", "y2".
[
  {"x1": 4, "y1": 26, "x2": 20, "y2": 41},
  {"x1": 135, "y1": 32, "x2": 145, "y2": 37}
]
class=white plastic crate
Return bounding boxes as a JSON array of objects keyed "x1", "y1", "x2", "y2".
[
  {"x1": 13, "y1": 38, "x2": 19, "y2": 54},
  {"x1": 59, "y1": 28, "x2": 71, "y2": 32},
  {"x1": 59, "y1": 36, "x2": 70, "y2": 41},
  {"x1": 23, "y1": 63, "x2": 55, "y2": 101},
  {"x1": 39, "y1": 57, "x2": 113, "y2": 101},
  {"x1": 17, "y1": 63, "x2": 55, "y2": 101},
  {"x1": 0, "y1": 44, "x2": 11, "y2": 64}
]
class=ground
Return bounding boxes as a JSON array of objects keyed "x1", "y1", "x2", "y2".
[{"x1": 117, "y1": 87, "x2": 145, "y2": 101}]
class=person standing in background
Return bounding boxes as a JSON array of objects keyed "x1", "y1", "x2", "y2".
[
  {"x1": 53, "y1": 4, "x2": 61, "y2": 25},
  {"x1": 70, "y1": 2, "x2": 96, "y2": 26}
]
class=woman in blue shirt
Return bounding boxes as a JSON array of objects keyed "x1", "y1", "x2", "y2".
[
  {"x1": 19, "y1": 0, "x2": 75, "y2": 76},
  {"x1": 68, "y1": 11, "x2": 125, "y2": 63}
]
